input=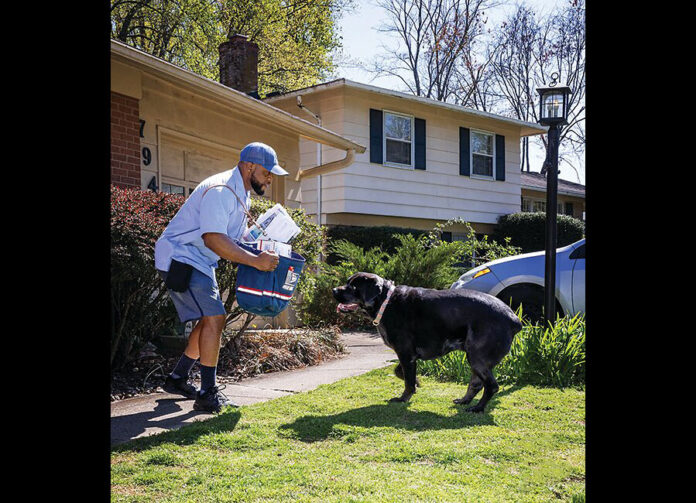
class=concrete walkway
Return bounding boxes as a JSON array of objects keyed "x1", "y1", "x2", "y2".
[{"x1": 111, "y1": 331, "x2": 395, "y2": 446}]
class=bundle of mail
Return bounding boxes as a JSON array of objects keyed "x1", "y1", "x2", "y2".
[{"x1": 241, "y1": 203, "x2": 301, "y2": 258}]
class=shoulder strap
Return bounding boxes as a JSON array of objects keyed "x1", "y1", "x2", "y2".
[
  {"x1": 202, "y1": 183, "x2": 270, "y2": 239},
  {"x1": 202, "y1": 183, "x2": 248, "y2": 213}
]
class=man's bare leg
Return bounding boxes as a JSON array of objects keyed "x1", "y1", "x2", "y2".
[
  {"x1": 198, "y1": 314, "x2": 226, "y2": 368},
  {"x1": 183, "y1": 320, "x2": 202, "y2": 360}
]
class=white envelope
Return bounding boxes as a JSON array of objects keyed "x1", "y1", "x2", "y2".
[{"x1": 254, "y1": 204, "x2": 301, "y2": 243}]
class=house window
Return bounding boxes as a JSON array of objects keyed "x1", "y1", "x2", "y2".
[
  {"x1": 161, "y1": 182, "x2": 185, "y2": 196},
  {"x1": 383, "y1": 111, "x2": 414, "y2": 168},
  {"x1": 523, "y1": 197, "x2": 568, "y2": 215},
  {"x1": 471, "y1": 130, "x2": 495, "y2": 178},
  {"x1": 160, "y1": 178, "x2": 200, "y2": 198},
  {"x1": 522, "y1": 197, "x2": 533, "y2": 212}
]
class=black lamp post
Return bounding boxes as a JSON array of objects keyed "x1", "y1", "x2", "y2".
[{"x1": 537, "y1": 73, "x2": 572, "y2": 327}]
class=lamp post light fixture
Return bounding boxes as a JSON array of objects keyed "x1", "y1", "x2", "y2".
[{"x1": 537, "y1": 73, "x2": 572, "y2": 327}]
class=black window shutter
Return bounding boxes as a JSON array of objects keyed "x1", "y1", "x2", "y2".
[
  {"x1": 441, "y1": 231, "x2": 452, "y2": 242},
  {"x1": 459, "y1": 127, "x2": 470, "y2": 176},
  {"x1": 414, "y1": 118, "x2": 426, "y2": 170},
  {"x1": 495, "y1": 134, "x2": 506, "y2": 181},
  {"x1": 565, "y1": 202, "x2": 574, "y2": 215},
  {"x1": 369, "y1": 109, "x2": 383, "y2": 164}
]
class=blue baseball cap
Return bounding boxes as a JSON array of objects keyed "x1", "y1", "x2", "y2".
[{"x1": 239, "y1": 142, "x2": 289, "y2": 176}]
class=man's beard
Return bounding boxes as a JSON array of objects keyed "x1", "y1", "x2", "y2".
[{"x1": 250, "y1": 177, "x2": 266, "y2": 195}]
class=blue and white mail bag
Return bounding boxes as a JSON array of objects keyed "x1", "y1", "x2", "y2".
[{"x1": 234, "y1": 241, "x2": 305, "y2": 317}]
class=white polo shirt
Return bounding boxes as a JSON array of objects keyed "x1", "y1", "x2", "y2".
[{"x1": 154, "y1": 166, "x2": 250, "y2": 280}]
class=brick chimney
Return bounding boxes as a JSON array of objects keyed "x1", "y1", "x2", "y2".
[{"x1": 218, "y1": 34, "x2": 259, "y2": 96}]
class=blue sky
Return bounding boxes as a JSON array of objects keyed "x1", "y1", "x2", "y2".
[{"x1": 330, "y1": 0, "x2": 585, "y2": 185}]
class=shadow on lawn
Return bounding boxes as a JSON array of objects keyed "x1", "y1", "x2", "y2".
[
  {"x1": 279, "y1": 387, "x2": 517, "y2": 442},
  {"x1": 111, "y1": 399, "x2": 241, "y2": 453}
]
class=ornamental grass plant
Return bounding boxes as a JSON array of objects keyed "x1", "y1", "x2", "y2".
[
  {"x1": 496, "y1": 313, "x2": 586, "y2": 388},
  {"x1": 419, "y1": 313, "x2": 586, "y2": 388}
]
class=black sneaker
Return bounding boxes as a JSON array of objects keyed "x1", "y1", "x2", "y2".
[
  {"x1": 162, "y1": 374, "x2": 198, "y2": 399},
  {"x1": 193, "y1": 385, "x2": 239, "y2": 413}
]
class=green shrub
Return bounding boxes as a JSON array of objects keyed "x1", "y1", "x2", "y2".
[
  {"x1": 325, "y1": 225, "x2": 426, "y2": 264},
  {"x1": 494, "y1": 212, "x2": 585, "y2": 253},
  {"x1": 434, "y1": 218, "x2": 522, "y2": 270},
  {"x1": 294, "y1": 263, "x2": 366, "y2": 328},
  {"x1": 419, "y1": 313, "x2": 586, "y2": 388},
  {"x1": 416, "y1": 352, "x2": 473, "y2": 385},
  {"x1": 294, "y1": 241, "x2": 394, "y2": 328},
  {"x1": 496, "y1": 312, "x2": 586, "y2": 387},
  {"x1": 111, "y1": 186, "x2": 182, "y2": 369},
  {"x1": 332, "y1": 218, "x2": 521, "y2": 288}
]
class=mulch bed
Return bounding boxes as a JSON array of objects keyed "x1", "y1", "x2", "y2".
[{"x1": 111, "y1": 326, "x2": 347, "y2": 401}]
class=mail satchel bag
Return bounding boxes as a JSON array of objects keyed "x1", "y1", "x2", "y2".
[{"x1": 234, "y1": 241, "x2": 305, "y2": 317}]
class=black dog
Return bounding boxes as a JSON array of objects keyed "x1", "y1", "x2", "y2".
[{"x1": 333, "y1": 272, "x2": 522, "y2": 413}]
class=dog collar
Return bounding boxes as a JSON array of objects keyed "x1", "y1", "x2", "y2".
[{"x1": 372, "y1": 284, "x2": 396, "y2": 326}]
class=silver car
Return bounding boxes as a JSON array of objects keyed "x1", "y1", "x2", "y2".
[{"x1": 450, "y1": 239, "x2": 585, "y2": 322}]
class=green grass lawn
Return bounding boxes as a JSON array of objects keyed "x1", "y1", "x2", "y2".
[{"x1": 111, "y1": 367, "x2": 585, "y2": 502}]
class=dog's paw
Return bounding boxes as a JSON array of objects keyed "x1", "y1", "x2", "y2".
[
  {"x1": 416, "y1": 378, "x2": 422, "y2": 387},
  {"x1": 388, "y1": 396, "x2": 406, "y2": 403},
  {"x1": 453, "y1": 397, "x2": 472, "y2": 405}
]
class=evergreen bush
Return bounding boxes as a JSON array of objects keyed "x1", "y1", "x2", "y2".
[
  {"x1": 494, "y1": 212, "x2": 585, "y2": 253},
  {"x1": 325, "y1": 225, "x2": 427, "y2": 264}
]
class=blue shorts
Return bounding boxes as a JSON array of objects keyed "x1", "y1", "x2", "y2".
[{"x1": 158, "y1": 268, "x2": 226, "y2": 323}]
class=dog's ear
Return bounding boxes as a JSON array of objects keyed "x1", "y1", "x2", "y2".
[{"x1": 361, "y1": 275, "x2": 385, "y2": 307}]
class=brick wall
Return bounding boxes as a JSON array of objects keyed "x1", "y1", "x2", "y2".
[{"x1": 111, "y1": 92, "x2": 141, "y2": 188}]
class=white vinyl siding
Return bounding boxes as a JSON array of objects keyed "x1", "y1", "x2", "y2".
[{"x1": 272, "y1": 86, "x2": 523, "y2": 225}]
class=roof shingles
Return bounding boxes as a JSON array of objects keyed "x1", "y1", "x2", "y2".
[{"x1": 521, "y1": 171, "x2": 585, "y2": 197}]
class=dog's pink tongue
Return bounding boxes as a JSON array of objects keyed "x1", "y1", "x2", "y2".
[{"x1": 336, "y1": 303, "x2": 359, "y2": 313}]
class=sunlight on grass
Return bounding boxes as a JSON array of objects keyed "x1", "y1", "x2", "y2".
[{"x1": 111, "y1": 367, "x2": 585, "y2": 502}]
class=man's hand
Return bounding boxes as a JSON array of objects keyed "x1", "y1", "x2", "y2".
[
  {"x1": 254, "y1": 250, "x2": 279, "y2": 272},
  {"x1": 202, "y1": 232, "x2": 279, "y2": 271}
]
